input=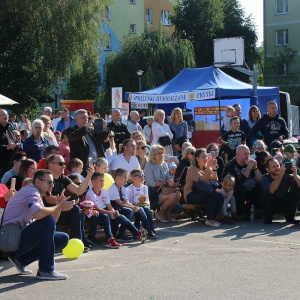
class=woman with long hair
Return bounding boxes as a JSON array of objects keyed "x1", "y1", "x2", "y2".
[
  {"x1": 18, "y1": 114, "x2": 31, "y2": 131},
  {"x1": 247, "y1": 105, "x2": 262, "y2": 128},
  {"x1": 169, "y1": 107, "x2": 188, "y2": 155},
  {"x1": 136, "y1": 140, "x2": 148, "y2": 170},
  {"x1": 105, "y1": 131, "x2": 118, "y2": 168},
  {"x1": 39, "y1": 115, "x2": 58, "y2": 146},
  {"x1": 184, "y1": 148, "x2": 224, "y2": 228}
]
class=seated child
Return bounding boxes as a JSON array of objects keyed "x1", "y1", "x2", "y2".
[
  {"x1": 68, "y1": 158, "x2": 86, "y2": 183},
  {"x1": 168, "y1": 162, "x2": 177, "y2": 179},
  {"x1": 127, "y1": 169, "x2": 157, "y2": 239},
  {"x1": 282, "y1": 144, "x2": 297, "y2": 166},
  {"x1": 216, "y1": 175, "x2": 236, "y2": 223},
  {"x1": 107, "y1": 168, "x2": 148, "y2": 243}
]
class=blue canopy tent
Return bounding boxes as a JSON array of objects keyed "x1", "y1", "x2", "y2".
[{"x1": 125, "y1": 66, "x2": 280, "y2": 118}]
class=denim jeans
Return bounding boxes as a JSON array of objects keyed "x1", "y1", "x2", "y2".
[
  {"x1": 134, "y1": 206, "x2": 154, "y2": 231},
  {"x1": 8, "y1": 215, "x2": 69, "y2": 272},
  {"x1": 111, "y1": 204, "x2": 135, "y2": 237},
  {"x1": 57, "y1": 204, "x2": 82, "y2": 239},
  {"x1": 113, "y1": 214, "x2": 138, "y2": 237},
  {"x1": 187, "y1": 190, "x2": 224, "y2": 220}
]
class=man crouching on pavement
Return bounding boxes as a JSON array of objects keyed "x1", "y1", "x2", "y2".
[
  {"x1": 2, "y1": 169, "x2": 75, "y2": 280},
  {"x1": 260, "y1": 158, "x2": 300, "y2": 224}
]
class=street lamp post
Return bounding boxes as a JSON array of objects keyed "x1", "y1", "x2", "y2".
[{"x1": 137, "y1": 70, "x2": 144, "y2": 92}]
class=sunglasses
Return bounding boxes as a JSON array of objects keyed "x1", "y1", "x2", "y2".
[
  {"x1": 39, "y1": 179, "x2": 54, "y2": 185},
  {"x1": 134, "y1": 173, "x2": 145, "y2": 178},
  {"x1": 53, "y1": 162, "x2": 66, "y2": 166},
  {"x1": 140, "y1": 146, "x2": 147, "y2": 150}
]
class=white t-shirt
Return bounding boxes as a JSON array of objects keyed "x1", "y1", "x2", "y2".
[
  {"x1": 107, "y1": 184, "x2": 128, "y2": 203},
  {"x1": 85, "y1": 188, "x2": 110, "y2": 209},
  {"x1": 127, "y1": 184, "x2": 149, "y2": 205},
  {"x1": 110, "y1": 154, "x2": 140, "y2": 178}
]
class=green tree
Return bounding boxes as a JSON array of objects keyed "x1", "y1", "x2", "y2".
[
  {"x1": 0, "y1": 0, "x2": 112, "y2": 113},
  {"x1": 102, "y1": 27, "x2": 195, "y2": 111},
  {"x1": 171, "y1": 0, "x2": 224, "y2": 67},
  {"x1": 265, "y1": 47, "x2": 300, "y2": 103},
  {"x1": 67, "y1": 56, "x2": 100, "y2": 100}
]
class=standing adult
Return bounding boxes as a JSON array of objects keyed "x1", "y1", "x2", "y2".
[
  {"x1": 56, "y1": 108, "x2": 75, "y2": 132},
  {"x1": 223, "y1": 145, "x2": 262, "y2": 219},
  {"x1": 105, "y1": 131, "x2": 117, "y2": 169},
  {"x1": 184, "y1": 148, "x2": 224, "y2": 228},
  {"x1": 169, "y1": 107, "x2": 188, "y2": 156},
  {"x1": 43, "y1": 106, "x2": 52, "y2": 118},
  {"x1": 110, "y1": 139, "x2": 140, "y2": 182},
  {"x1": 8, "y1": 113, "x2": 18, "y2": 130},
  {"x1": 18, "y1": 114, "x2": 31, "y2": 131},
  {"x1": 3, "y1": 169, "x2": 74, "y2": 280},
  {"x1": 143, "y1": 117, "x2": 153, "y2": 144},
  {"x1": 250, "y1": 101, "x2": 289, "y2": 150},
  {"x1": 233, "y1": 104, "x2": 251, "y2": 146},
  {"x1": 152, "y1": 109, "x2": 174, "y2": 157},
  {"x1": 260, "y1": 158, "x2": 300, "y2": 224},
  {"x1": 66, "y1": 109, "x2": 110, "y2": 174},
  {"x1": 23, "y1": 119, "x2": 49, "y2": 162},
  {"x1": 127, "y1": 110, "x2": 144, "y2": 136},
  {"x1": 144, "y1": 145, "x2": 180, "y2": 223},
  {"x1": 107, "y1": 109, "x2": 131, "y2": 153},
  {"x1": 138, "y1": 110, "x2": 148, "y2": 129},
  {"x1": 39, "y1": 115, "x2": 58, "y2": 146},
  {"x1": 52, "y1": 111, "x2": 62, "y2": 131},
  {"x1": 0, "y1": 109, "x2": 21, "y2": 178},
  {"x1": 247, "y1": 105, "x2": 261, "y2": 128}
]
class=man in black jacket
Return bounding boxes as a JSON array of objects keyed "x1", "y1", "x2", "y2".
[
  {"x1": 107, "y1": 109, "x2": 131, "y2": 153},
  {"x1": 250, "y1": 101, "x2": 289, "y2": 150},
  {"x1": 66, "y1": 109, "x2": 110, "y2": 175},
  {"x1": 0, "y1": 109, "x2": 20, "y2": 178},
  {"x1": 233, "y1": 104, "x2": 251, "y2": 146}
]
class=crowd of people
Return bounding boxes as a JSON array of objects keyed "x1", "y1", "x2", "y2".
[{"x1": 1, "y1": 101, "x2": 299, "y2": 280}]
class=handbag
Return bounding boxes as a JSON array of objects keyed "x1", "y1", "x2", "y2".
[
  {"x1": 158, "y1": 136, "x2": 172, "y2": 147},
  {"x1": 192, "y1": 180, "x2": 221, "y2": 198},
  {"x1": 0, "y1": 208, "x2": 21, "y2": 253},
  {"x1": 157, "y1": 183, "x2": 180, "y2": 195}
]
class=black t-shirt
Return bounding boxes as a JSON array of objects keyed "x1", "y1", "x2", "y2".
[
  {"x1": 222, "y1": 130, "x2": 245, "y2": 159},
  {"x1": 51, "y1": 175, "x2": 73, "y2": 196}
]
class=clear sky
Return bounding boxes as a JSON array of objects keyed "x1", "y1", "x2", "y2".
[{"x1": 239, "y1": 0, "x2": 263, "y2": 44}]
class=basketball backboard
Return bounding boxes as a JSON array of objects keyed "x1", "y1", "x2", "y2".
[{"x1": 214, "y1": 37, "x2": 244, "y2": 67}]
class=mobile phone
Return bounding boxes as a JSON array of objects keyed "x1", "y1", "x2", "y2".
[
  {"x1": 284, "y1": 162, "x2": 292, "y2": 174},
  {"x1": 207, "y1": 153, "x2": 212, "y2": 162},
  {"x1": 94, "y1": 118, "x2": 103, "y2": 133},
  {"x1": 68, "y1": 193, "x2": 79, "y2": 201},
  {"x1": 88, "y1": 157, "x2": 93, "y2": 167}
]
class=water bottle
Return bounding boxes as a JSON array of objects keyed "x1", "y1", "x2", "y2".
[{"x1": 250, "y1": 204, "x2": 255, "y2": 222}]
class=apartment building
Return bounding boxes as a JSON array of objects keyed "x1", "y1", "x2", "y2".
[{"x1": 264, "y1": 0, "x2": 300, "y2": 101}]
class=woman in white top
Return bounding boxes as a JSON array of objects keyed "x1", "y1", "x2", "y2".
[
  {"x1": 39, "y1": 115, "x2": 58, "y2": 146},
  {"x1": 151, "y1": 109, "x2": 173, "y2": 157},
  {"x1": 18, "y1": 114, "x2": 31, "y2": 131},
  {"x1": 105, "y1": 131, "x2": 117, "y2": 169}
]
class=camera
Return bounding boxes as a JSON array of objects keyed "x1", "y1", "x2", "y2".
[{"x1": 284, "y1": 162, "x2": 293, "y2": 174}]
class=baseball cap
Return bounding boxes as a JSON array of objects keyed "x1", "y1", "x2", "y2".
[
  {"x1": 168, "y1": 162, "x2": 177, "y2": 170},
  {"x1": 269, "y1": 140, "x2": 282, "y2": 150},
  {"x1": 284, "y1": 144, "x2": 296, "y2": 153}
]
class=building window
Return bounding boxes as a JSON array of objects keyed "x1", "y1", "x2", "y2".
[
  {"x1": 161, "y1": 11, "x2": 172, "y2": 26},
  {"x1": 130, "y1": 24, "x2": 137, "y2": 33},
  {"x1": 104, "y1": 34, "x2": 111, "y2": 51},
  {"x1": 276, "y1": 29, "x2": 288, "y2": 46},
  {"x1": 276, "y1": 0, "x2": 288, "y2": 14},
  {"x1": 129, "y1": 0, "x2": 136, "y2": 4},
  {"x1": 146, "y1": 9, "x2": 153, "y2": 24}
]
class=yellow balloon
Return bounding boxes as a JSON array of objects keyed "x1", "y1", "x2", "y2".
[
  {"x1": 103, "y1": 173, "x2": 114, "y2": 190},
  {"x1": 62, "y1": 238, "x2": 84, "y2": 259}
]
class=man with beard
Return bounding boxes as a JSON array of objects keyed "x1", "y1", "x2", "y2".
[
  {"x1": 260, "y1": 158, "x2": 300, "y2": 224},
  {"x1": 223, "y1": 145, "x2": 262, "y2": 219}
]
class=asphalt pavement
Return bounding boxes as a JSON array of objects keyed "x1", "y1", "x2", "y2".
[{"x1": 1, "y1": 216, "x2": 300, "y2": 300}]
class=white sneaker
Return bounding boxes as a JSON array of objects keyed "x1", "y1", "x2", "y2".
[{"x1": 36, "y1": 270, "x2": 68, "y2": 280}]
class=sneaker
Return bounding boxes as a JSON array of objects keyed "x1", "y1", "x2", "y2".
[
  {"x1": 8, "y1": 257, "x2": 32, "y2": 275},
  {"x1": 148, "y1": 231, "x2": 158, "y2": 239},
  {"x1": 115, "y1": 235, "x2": 133, "y2": 242},
  {"x1": 105, "y1": 237, "x2": 120, "y2": 249},
  {"x1": 137, "y1": 229, "x2": 148, "y2": 243},
  {"x1": 205, "y1": 220, "x2": 220, "y2": 228},
  {"x1": 36, "y1": 270, "x2": 68, "y2": 280},
  {"x1": 83, "y1": 247, "x2": 90, "y2": 253},
  {"x1": 87, "y1": 235, "x2": 100, "y2": 246}
]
